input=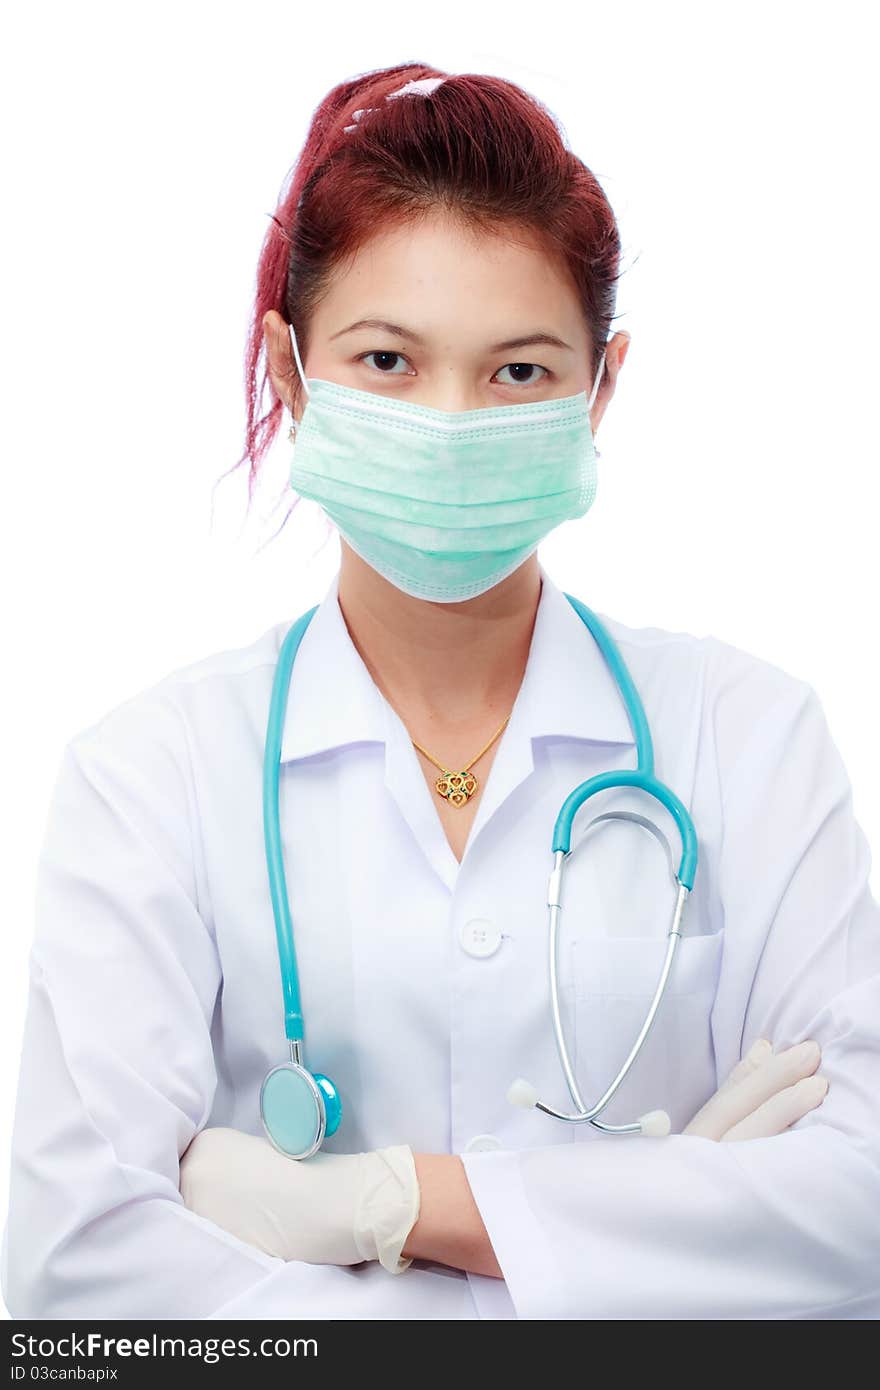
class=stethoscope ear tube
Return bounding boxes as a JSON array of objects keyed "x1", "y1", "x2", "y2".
[
  {"x1": 509, "y1": 848, "x2": 691, "y2": 1135},
  {"x1": 506, "y1": 594, "x2": 699, "y2": 1136},
  {"x1": 552, "y1": 770, "x2": 698, "y2": 891}
]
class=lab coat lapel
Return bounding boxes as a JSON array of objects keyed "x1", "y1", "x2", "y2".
[
  {"x1": 380, "y1": 685, "x2": 539, "y2": 894},
  {"x1": 456, "y1": 708, "x2": 535, "y2": 866},
  {"x1": 381, "y1": 699, "x2": 463, "y2": 893}
]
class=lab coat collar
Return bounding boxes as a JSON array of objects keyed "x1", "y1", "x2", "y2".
[
  {"x1": 511, "y1": 563, "x2": 637, "y2": 750},
  {"x1": 278, "y1": 570, "x2": 387, "y2": 764},
  {"x1": 278, "y1": 561, "x2": 636, "y2": 763}
]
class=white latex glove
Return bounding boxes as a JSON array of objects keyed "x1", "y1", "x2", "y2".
[
  {"x1": 178, "y1": 1126, "x2": 421, "y2": 1274},
  {"x1": 682, "y1": 1036, "x2": 829, "y2": 1140}
]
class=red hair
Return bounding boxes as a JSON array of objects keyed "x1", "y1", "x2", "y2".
[{"x1": 225, "y1": 61, "x2": 623, "y2": 534}]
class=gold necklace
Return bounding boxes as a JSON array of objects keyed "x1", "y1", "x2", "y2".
[{"x1": 411, "y1": 714, "x2": 511, "y2": 808}]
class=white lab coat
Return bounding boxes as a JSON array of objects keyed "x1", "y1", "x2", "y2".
[{"x1": 2, "y1": 561, "x2": 879, "y2": 1321}]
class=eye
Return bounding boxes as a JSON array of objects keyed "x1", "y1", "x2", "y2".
[
  {"x1": 494, "y1": 362, "x2": 549, "y2": 388},
  {"x1": 358, "y1": 350, "x2": 412, "y2": 375}
]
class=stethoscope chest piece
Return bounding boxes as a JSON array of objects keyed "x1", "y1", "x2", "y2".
[{"x1": 260, "y1": 1062, "x2": 342, "y2": 1160}]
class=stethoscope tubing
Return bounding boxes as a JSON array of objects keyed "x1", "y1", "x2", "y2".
[
  {"x1": 261, "y1": 591, "x2": 699, "y2": 1151},
  {"x1": 263, "y1": 604, "x2": 319, "y2": 1043}
]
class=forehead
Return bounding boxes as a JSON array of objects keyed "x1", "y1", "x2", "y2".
[{"x1": 312, "y1": 209, "x2": 585, "y2": 345}]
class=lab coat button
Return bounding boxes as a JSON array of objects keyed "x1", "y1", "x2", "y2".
[
  {"x1": 459, "y1": 917, "x2": 502, "y2": 958},
  {"x1": 464, "y1": 1134, "x2": 503, "y2": 1152}
]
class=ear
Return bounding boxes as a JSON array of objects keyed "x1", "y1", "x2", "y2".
[
  {"x1": 262, "y1": 310, "x2": 300, "y2": 416},
  {"x1": 613, "y1": 329, "x2": 632, "y2": 373},
  {"x1": 590, "y1": 330, "x2": 631, "y2": 435}
]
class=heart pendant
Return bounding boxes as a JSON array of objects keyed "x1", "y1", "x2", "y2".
[{"x1": 435, "y1": 769, "x2": 478, "y2": 807}]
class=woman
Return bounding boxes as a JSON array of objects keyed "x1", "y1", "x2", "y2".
[{"x1": 3, "y1": 63, "x2": 879, "y2": 1322}]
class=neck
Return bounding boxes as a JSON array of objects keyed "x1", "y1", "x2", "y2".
[{"x1": 335, "y1": 541, "x2": 542, "y2": 730}]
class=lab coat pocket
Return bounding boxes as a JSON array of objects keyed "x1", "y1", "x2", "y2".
[{"x1": 568, "y1": 931, "x2": 725, "y2": 1136}]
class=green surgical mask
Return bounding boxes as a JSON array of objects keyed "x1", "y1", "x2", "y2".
[{"x1": 287, "y1": 322, "x2": 606, "y2": 603}]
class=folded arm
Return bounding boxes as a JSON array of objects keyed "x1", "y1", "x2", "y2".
[
  {"x1": 1, "y1": 703, "x2": 475, "y2": 1321},
  {"x1": 456, "y1": 679, "x2": 880, "y2": 1318}
]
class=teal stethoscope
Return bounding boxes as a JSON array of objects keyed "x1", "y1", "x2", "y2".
[{"x1": 260, "y1": 593, "x2": 699, "y2": 1159}]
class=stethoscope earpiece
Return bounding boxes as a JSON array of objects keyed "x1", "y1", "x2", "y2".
[
  {"x1": 507, "y1": 1077, "x2": 539, "y2": 1109},
  {"x1": 638, "y1": 1109, "x2": 672, "y2": 1137},
  {"x1": 507, "y1": 1077, "x2": 670, "y2": 1137}
]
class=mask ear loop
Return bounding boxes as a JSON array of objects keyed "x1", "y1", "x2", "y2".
[
  {"x1": 588, "y1": 348, "x2": 608, "y2": 458},
  {"x1": 588, "y1": 349, "x2": 607, "y2": 411},
  {"x1": 287, "y1": 322, "x2": 311, "y2": 440}
]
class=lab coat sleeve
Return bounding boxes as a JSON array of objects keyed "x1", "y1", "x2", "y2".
[
  {"x1": 0, "y1": 698, "x2": 475, "y2": 1321},
  {"x1": 460, "y1": 674, "x2": 880, "y2": 1319}
]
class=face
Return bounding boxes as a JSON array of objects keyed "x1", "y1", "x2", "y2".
[{"x1": 264, "y1": 207, "x2": 629, "y2": 433}]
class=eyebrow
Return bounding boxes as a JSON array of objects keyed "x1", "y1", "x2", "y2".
[{"x1": 329, "y1": 317, "x2": 574, "y2": 353}]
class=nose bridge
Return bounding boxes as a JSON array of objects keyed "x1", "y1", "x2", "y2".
[
  {"x1": 428, "y1": 355, "x2": 560, "y2": 414},
  {"x1": 392, "y1": 352, "x2": 499, "y2": 413},
  {"x1": 427, "y1": 373, "x2": 488, "y2": 414}
]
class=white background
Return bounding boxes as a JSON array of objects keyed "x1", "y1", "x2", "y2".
[{"x1": 1, "y1": 1, "x2": 877, "y2": 1317}]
